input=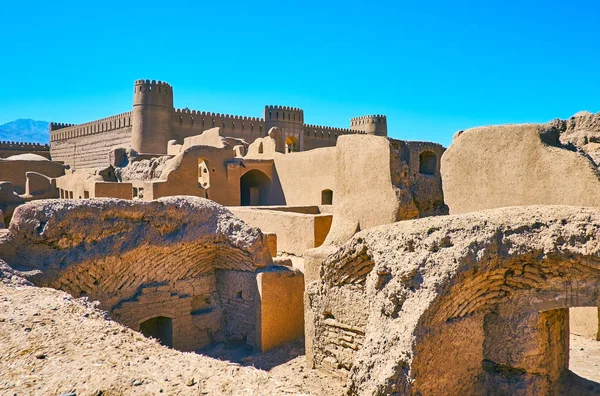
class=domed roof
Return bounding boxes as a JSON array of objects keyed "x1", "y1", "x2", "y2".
[{"x1": 4, "y1": 153, "x2": 49, "y2": 161}]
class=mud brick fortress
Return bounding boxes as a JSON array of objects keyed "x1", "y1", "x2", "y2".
[
  {"x1": 49, "y1": 79, "x2": 387, "y2": 169},
  {"x1": 1, "y1": 80, "x2": 600, "y2": 395}
]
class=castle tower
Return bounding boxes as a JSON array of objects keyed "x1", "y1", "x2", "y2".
[
  {"x1": 263, "y1": 106, "x2": 305, "y2": 151},
  {"x1": 350, "y1": 115, "x2": 387, "y2": 137},
  {"x1": 131, "y1": 79, "x2": 174, "y2": 154}
]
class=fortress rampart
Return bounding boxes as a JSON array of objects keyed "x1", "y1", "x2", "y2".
[
  {"x1": 50, "y1": 111, "x2": 133, "y2": 168},
  {"x1": 0, "y1": 141, "x2": 51, "y2": 159},
  {"x1": 49, "y1": 79, "x2": 388, "y2": 168}
]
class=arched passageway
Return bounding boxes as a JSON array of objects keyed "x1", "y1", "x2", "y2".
[
  {"x1": 140, "y1": 316, "x2": 173, "y2": 347},
  {"x1": 240, "y1": 170, "x2": 272, "y2": 206},
  {"x1": 285, "y1": 136, "x2": 299, "y2": 153}
]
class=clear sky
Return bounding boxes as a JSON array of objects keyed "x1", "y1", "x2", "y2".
[{"x1": 1, "y1": 0, "x2": 599, "y2": 146}]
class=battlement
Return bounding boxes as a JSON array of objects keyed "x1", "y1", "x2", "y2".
[
  {"x1": 134, "y1": 79, "x2": 173, "y2": 94},
  {"x1": 173, "y1": 108, "x2": 263, "y2": 122},
  {"x1": 350, "y1": 114, "x2": 387, "y2": 125},
  {"x1": 0, "y1": 141, "x2": 50, "y2": 150},
  {"x1": 303, "y1": 123, "x2": 364, "y2": 141},
  {"x1": 264, "y1": 105, "x2": 304, "y2": 124},
  {"x1": 50, "y1": 111, "x2": 133, "y2": 142},
  {"x1": 350, "y1": 114, "x2": 388, "y2": 136},
  {"x1": 49, "y1": 122, "x2": 76, "y2": 131}
]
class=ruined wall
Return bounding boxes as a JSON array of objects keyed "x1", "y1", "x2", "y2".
[
  {"x1": 441, "y1": 123, "x2": 600, "y2": 214},
  {"x1": 0, "y1": 197, "x2": 273, "y2": 351},
  {"x1": 0, "y1": 158, "x2": 65, "y2": 194},
  {"x1": 50, "y1": 113, "x2": 132, "y2": 169},
  {"x1": 306, "y1": 206, "x2": 600, "y2": 395},
  {"x1": 271, "y1": 147, "x2": 337, "y2": 206},
  {"x1": 0, "y1": 141, "x2": 50, "y2": 159},
  {"x1": 229, "y1": 207, "x2": 333, "y2": 255}
]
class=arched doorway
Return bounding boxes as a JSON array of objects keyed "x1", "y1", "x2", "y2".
[
  {"x1": 285, "y1": 136, "x2": 299, "y2": 153},
  {"x1": 139, "y1": 316, "x2": 173, "y2": 347},
  {"x1": 240, "y1": 170, "x2": 272, "y2": 206}
]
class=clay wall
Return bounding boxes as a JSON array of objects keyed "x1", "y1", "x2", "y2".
[
  {"x1": 216, "y1": 270, "x2": 260, "y2": 346},
  {"x1": 50, "y1": 112, "x2": 132, "y2": 168},
  {"x1": 112, "y1": 274, "x2": 222, "y2": 351},
  {"x1": 229, "y1": 207, "x2": 333, "y2": 255},
  {"x1": 302, "y1": 124, "x2": 360, "y2": 150},
  {"x1": 256, "y1": 267, "x2": 305, "y2": 351},
  {"x1": 0, "y1": 141, "x2": 50, "y2": 159},
  {"x1": 171, "y1": 108, "x2": 266, "y2": 145},
  {"x1": 270, "y1": 147, "x2": 337, "y2": 206},
  {"x1": 0, "y1": 159, "x2": 65, "y2": 194},
  {"x1": 441, "y1": 123, "x2": 600, "y2": 214}
]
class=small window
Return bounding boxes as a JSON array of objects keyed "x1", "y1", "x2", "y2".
[
  {"x1": 322, "y1": 189, "x2": 333, "y2": 205},
  {"x1": 419, "y1": 151, "x2": 437, "y2": 175}
]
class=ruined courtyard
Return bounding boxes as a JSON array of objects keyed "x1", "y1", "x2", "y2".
[{"x1": 1, "y1": 80, "x2": 600, "y2": 395}]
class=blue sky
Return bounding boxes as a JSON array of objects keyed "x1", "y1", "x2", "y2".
[{"x1": 1, "y1": 0, "x2": 599, "y2": 146}]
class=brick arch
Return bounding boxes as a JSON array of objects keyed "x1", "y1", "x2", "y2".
[
  {"x1": 310, "y1": 206, "x2": 600, "y2": 395},
  {"x1": 1, "y1": 197, "x2": 273, "y2": 351}
]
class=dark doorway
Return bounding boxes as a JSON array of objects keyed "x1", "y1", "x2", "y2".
[
  {"x1": 321, "y1": 189, "x2": 333, "y2": 205},
  {"x1": 419, "y1": 151, "x2": 437, "y2": 175},
  {"x1": 139, "y1": 316, "x2": 173, "y2": 347},
  {"x1": 240, "y1": 170, "x2": 272, "y2": 206}
]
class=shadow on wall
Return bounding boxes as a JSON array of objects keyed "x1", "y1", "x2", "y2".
[{"x1": 240, "y1": 170, "x2": 272, "y2": 206}]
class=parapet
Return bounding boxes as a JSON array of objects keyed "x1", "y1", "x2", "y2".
[
  {"x1": 49, "y1": 122, "x2": 76, "y2": 131},
  {"x1": 264, "y1": 105, "x2": 304, "y2": 124},
  {"x1": 350, "y1": 114, "x2": 387, "y2": 136},
  {"x1": 133, "y1": 79, "x2": 174, "y2": 107},
  {"x1": 0, "y1": 141, "x2": 50, "y2": 150}
]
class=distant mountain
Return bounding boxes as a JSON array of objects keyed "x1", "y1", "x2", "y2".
[{"x1": 0, "y1": 119, "x2": 49, "y2": 144}]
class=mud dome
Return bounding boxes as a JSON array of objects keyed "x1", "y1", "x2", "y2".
[
  {"x1": 0, "y1": 197, "x2": 304, "y2": 352},
  {"x1": 306, "y1": 205, "x2": 600, "y2": 395}
]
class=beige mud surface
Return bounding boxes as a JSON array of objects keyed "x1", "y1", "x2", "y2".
[{"x1": 0, "y1": 281, "x2": 345, "y2": 396}]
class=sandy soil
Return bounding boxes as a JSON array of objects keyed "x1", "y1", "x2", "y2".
[
  {"x1": 1, "y1": 273, "x2": 598, "y2": 396},
  {"x1": 0, "y1": 280, "x2": 345, "y2": 396},
  {"x1": 570, "y1": 333, "x2": 600, "y2": 383}
]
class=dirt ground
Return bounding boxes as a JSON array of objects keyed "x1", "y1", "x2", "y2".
[
  {"x1": 1, "y1": 276, "x2": 599, "y2": 396},
  {"x1": 0, "y1": 280, "x2": 345, "y2": 396},
  {"x1": 570, "y1": 333, "x2": 600, "y2": 383}
]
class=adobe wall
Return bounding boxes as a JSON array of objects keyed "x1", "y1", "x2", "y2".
[
  {"x1": 148, "y1": 144, "x2": 250, "y2": 205},
  {"x1": 0, "y1": 141, "x2": 50, "y2": 159},
  {"x1": 171, "y1": 108, "x2": 266, "y2": 147},
  {"x1": 0, "y1": 197, "x2": 278, "y2": 351},
  {"x1": 306, "y1": 206, "x2": 600, "y2": 395},
  {"x1": 229, "y1": 207, "x2": 333, "y2": 255},
  {"x1": 271, "y1": 147, "x2": 337, "y2": 206},
  {"x1": 441, "y1": 123, "x2": 600, "y2": 214},
  {"x1": 0, "y1": 158, "x2": 65, "y2": 194},
  {"x1": 256, "y1": 267, "x2": 305, "y2": 351},
  {"x1": 50, "y1": 112, "x2": 132, "y2": 168}
]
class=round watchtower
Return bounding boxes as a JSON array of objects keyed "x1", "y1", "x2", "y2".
[
  {"x1": 350, "y1": 115, "x2": 387, "y2": 137},
  {"x1": 131, "y1": 79, "x2": 174, "y2": 154}
]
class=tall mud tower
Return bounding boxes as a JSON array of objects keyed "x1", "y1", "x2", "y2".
[
  {"x1": 131, "y1": 79, "x2": 173, "y2": 154},
  {"x1": 350, "y1": 115, "x2": 388, "y2": 137}
]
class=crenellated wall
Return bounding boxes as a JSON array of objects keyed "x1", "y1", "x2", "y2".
[
  {"x1": 171, "y1": 108, "x2": 266, "y2": 144},
  {"x1": 349, "y1": 115, "x2": 387, "y2": 136},
  {"x1": 50, "y1": 112, "x2": 133, "y2": 168},
  {"x1": 49, "y1": 79, "x2": 385, "y2": 169},
  {"x1": 0, "y1": 141, "x2": 51, "y2": 159}
]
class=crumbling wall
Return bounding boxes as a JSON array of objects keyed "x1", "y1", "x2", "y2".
[
  {"x1": 441, "y1": 123, "x2": 600, "y2": 214},
  {"x1": 306, "y1": 205, "x2": 600, "y2": 395},
  {"x1": 0, "y1": 197, "x2": 273, "y2": 351}
]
